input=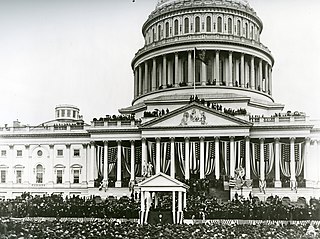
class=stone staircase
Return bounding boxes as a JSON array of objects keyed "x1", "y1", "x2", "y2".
[{"x1": 88, "y1": 187, "x2": 131, "y2": 199}]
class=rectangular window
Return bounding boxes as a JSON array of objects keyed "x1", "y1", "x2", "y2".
[
  {"x1": 16, "y1": 170, "x2": 22, "y2": 184},
  {"x1": 1, "y1": 150, "x2": 6, "y2": 157},
  {"x1": 61, "y1": 110, "x2": 65, "y2": 117},
  {"x1": 73, "y1": 149, "x2": 80, "y2": 157},
  {"x1": 57, "y1": 150, "x2": 63, "y2": 157},
  {"x1": 57, "y1": 170, "x2": 63, "y2": 184},
  {"x1": 73, "y1": 110, "x2": 76, "y2": 118},
  {"x1": 17, "y1": 150, "x2": 22, "y2": 157},
  {"x1": 1, "y1": 170, "x2": 6, "y2": 183},
  {"x1": 67, "y1": 110, "x2": 71, "y2": 117},
  {"x1": 73, "y1": 170, "x2": 80, "y2": 184}
]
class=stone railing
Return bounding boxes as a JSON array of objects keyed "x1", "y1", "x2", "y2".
[
  {"x1": 91, "y1": 120, "x2": 141, "y2": 128},
  {"x1": 0, "y1": 125, "x2": 86, "y2": 133},
  {"x1": 250, "y1": 115, "x2": 307, "y2": 124}
]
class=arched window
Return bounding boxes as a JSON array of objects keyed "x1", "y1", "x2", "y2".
[
  {"x1": 228, "y1": 18, "x2": 232, "y2": 34},
  {"x1": 195, "y1": 16, "x2": 200, "y2": 33},
  {"x1": 152, "y1": 28, "x2": 155, "y2": 42},
  {"x1": 206, "y1": 16, "x2": 211, "y2": 32},
  {"x1": 184, "y1": 17, "x2": 189, "y2": 34},
  {"x1": 36, "y1": 164, "x2": 44, "y2": 184},
  {"x1": 245, "y1": 23, "x2": 248, "y2": 38},
  {"x1": 165, "y1": 22, "x2": 169, "y2": 38},
  {"x1": 158, "y1": 25, "x2": 161, "y2": 41},
  {"x1": 217, "y1": 16, "x2": 222, "y2": 33},
  {"x1": 237, "y1": 20, "x2": 241, "y2": 36},
  {"x1": 174, "y1": 19, "x2": 179, "y2": 35}
]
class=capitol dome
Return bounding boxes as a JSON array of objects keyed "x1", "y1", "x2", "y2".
[{"x1": 123, "y1": 0, "x2": 280, "y2": 118}]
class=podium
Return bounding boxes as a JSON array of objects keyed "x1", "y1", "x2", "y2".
[{"x1": 147, "y1": 211, "x2": 173, "y2": 224}]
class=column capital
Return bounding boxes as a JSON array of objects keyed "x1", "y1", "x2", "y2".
[
  {"x1": 9, "y1": 145, "x2": 14, "y2": 149},
  {"x1": 90, "y1": 141, "x2": 96, "y2": 146},
  {"x1": 290, "y1": 137, "x2": 296, "y2": 143},
  {"x1": 229, "y1": 136, "x2": 235, "y2": 140},
  {"x1": 66, "y1": 144, "x2": 71, "y2": 149},
  {"x1": 274, "y1": 138, "x2": 280, "y2": 143},
  {"x1": 305, "y1": 137, "x2": 311, "y2": 142},
  {"x1": 82, "y1": 143, "x2": 88, "y2": 148},
  {"x1": 259, "y1": 138, "x2": 265, "y2": 143},
  {"x1": 155, "y1": 137, "x2": 161, "y2": 142},
  {"x1": 184, "y1": 137, "x2": 190, "y2": 142},
  {"x1": 49, "y1": 144, "x2": 54, "y2": 149},
  {"x1": 103, "y1": 140, "x2": 108, "y2": 146},
  {"x1": 130, "y1": 140, "x2": 135, "y2": 145},
  {"x1": 25, "y1": 144, "x2": 30, "y2": 149},
  {"x1": 215, "y1": 50, "x2": 220, "y2": 53},
  {"x1": 170, "y1": 137, "x2": 175, "y2": 142},
  {"x1": 229, "y1": 51, "x2": 233, "y2": 54},
  {"x1": 245, "y1": 136, "x2": 250, "y2": 141},
  {"x1": 199, "y1": 136, "x2": 205, "y2": 141},
  {"x1": 117, "y1": 140, "x2": 122, "y2": 144},
  {"x1": 214, "y1": 136, "x2": 220, "y2": 141},
  {"x1": 141, "y1": 137, "x2": 147, "y2": 143}
]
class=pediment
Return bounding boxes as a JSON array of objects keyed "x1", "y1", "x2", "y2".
[
  {"x1": 141, "y1": 103, "x2": 251, "y2": 128},
  {"x1": 138, "y1": 172, "x2": 187, "y2": 188}
]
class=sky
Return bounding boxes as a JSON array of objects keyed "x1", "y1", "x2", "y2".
[{"x1": 0, "y1": 0, "x2": 319, "y2": 126}]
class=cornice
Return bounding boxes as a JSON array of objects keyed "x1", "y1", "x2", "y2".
[{"x1": 0, "y1": 133, "x2": 90, "y2": 139}]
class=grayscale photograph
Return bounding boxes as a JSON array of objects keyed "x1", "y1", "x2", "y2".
[{"x1": 0, "y1": 0, "x2": 319, "y2": 238}]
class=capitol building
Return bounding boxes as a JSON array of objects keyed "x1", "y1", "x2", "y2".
[{"x1": 0, "y1": 0, "x2": 319, "y2": 201}]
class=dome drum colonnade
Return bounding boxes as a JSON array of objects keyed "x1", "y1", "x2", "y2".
[{"x1": 132, "y1": 0, "x2": 274, "y2": 104}]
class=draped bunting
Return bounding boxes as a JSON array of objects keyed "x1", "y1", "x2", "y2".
[
  {"x1": 250, "y1": 142, "x2": 260, "y2": 178},
  {"x1": 122, "y1": 147, "x2": 131, "y2": 175},
  {"x1": 134, "y1": 146, "x2": 142, "y2": 176},
  {"x1": 175, "y1": 142, "x2": 185, "y2": 176},
  {"x1": 108, "y1": 147, "x2": 117, "y2": 175},
  {"x1": 96, "y1": 146, "x2": 104, "y2": 178},
  {"x1": 160, "y1": 142, "x2": 171, "y2": 174},
  {"x1": 295, "y1": 143, "x2": 304, "y2": 177},
  {"x1": 189, "y1": 142, "x2": 200, "y2": 174},
  {"x1": 220, "y1": 141, "x2": 230, "y2": 176},
  {"x1": 265, "y1": 143, "x2": 274, "y2": 177},
  {"x1": 147, "y1": 142, "x2": 156, "y2": 175},
  {"x1": 205, "y1": 141, "x2": 215, "y2": 176},
  {"x1": 280, "y1": 143, "x2": 291, "y2": 178}
]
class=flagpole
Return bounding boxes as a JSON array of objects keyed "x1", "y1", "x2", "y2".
[{"x1": 193, "y1": 47, "x2": 196, "y2": 98}]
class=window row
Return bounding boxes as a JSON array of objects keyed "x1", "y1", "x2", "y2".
[
  {"x1": 56, "y1": 109, "x2": 77, "y2": 118},
  {"x1": 146, "y1": 15, "x2": 259, "y2": 44},
  {"x1": 0, "y1": 149, "x2": 81, "y2": 158},
  {"x1": 0, "y1": 166, "x2": 81, "y2": 184}
]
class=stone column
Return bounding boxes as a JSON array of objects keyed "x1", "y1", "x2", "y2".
[
  {"x1": 89, "y1": 142, "x2": 95, "y2": 187},
  {"x1": 264, "y1": 63, "x2": 269, "y2": 93},
  {"x1": 304, "y1": 138, "x2": 312, "y2": 187},
  {"x1": 144, "y1": 61, "x2": 149, "y2": 93},
  {"x1": 172, "y1": 191, "x2": 176, "y2": 224},
  {"x1": 310, "y1": 140, "x2": 317, "y2": 184},
  {"x1": 134, "y1": 68, "x2": 138, "y2": 97},
  {"x1": 140, "y1": 191, "x2": 145, "y2": 224},
  {"x1": 250, "y1": 56, "x2": 255, "y2": 89},
  {"x1": 274, "y1": 138, "x2": 281, "y2": 187},
  {"x1": 152, "y1": 58, "x2": 157, "y2": 91},
  {"x1": 141, "y1": 138, "x2": 147, "y2": 176},
  {"x1": 187, "y1": 51, "x2": 193, "y2": 86},
  {"x1": 138, "y1": 65, "x2": 142, "y2": 95},
  {"x1": 170, "y1": 137, "x2": 175, "y2": 178},
  {"x1": 260, "y1": 138, "x2": 265, "y2": 181},
  {"x1": 234, "y1": 59, "x2": 239, "y2": 86},
  {"x1": 259, "y1": 59, "x2": 263, "y2": 91},
  {"x1": 215, "y1": 50, "x2": 220, "y2": 85},
  {"x1": 103, "y1": 141, "x2": 109, "y2": 185},
  {"x1": 174, "y1": 53, "x2": 179, "y2": 86},
  {"x1": 184, "y1": 137, "x2": 190, "y2": 180},
  {"x1": 290, "y1": 138, "x2": 296, "y2": 183},
  {"x1": 178, "y1": 191, "x2": 183, "y2": 224},
  {"x1": 7, "y1": 145, "x2": 13, "y2": 185},
  {"x1": 200, "y1": 137, "x2": 205, "y2": 179},
  {"x1": 162, "y1": 55, "x2": 167, "y2": 88},
  {"x1": 230, "y1": 137, "x2": 235, "y2": 178},
  {"x1": 228, "y1": 51, "x2": 233, "y2": 86},
  {"x1": 201, "y1": 61, "x2": 207, "y2": 86},
  {"x1": 22, "y1": 145, "x2": 30, "y2": 185},
  {"x1": 116, "y1": 140, "x2": 122, "y2": 187},
  {"x1": 130, "y1": 140, "x2": 135, "y2": 181},
  {"x1": 48, "y1": 145, "x2": 54, "y2": 185},
  {"x1": 156, "y1": 137, "x2": 161, "y2": 174},
  {"x1": 168, "y1": 59, "x2": 173, "y2": 86},
  {"x1": 240, "y1": 53, "x2": 245, "y2": 87},
  {"x1": 82, "y1": 143, "x2": 88, "y2": 185},
  {"x1": 268, "y1": 67, "x2": 272, "y2": 95},
  {"x1": 215, "y1": 137, "x2": 220, "y2": 180},
  {"x1": 245, "y1": 137, "x2": 251, "y2": 180}
]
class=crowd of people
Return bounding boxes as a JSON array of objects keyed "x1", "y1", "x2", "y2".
[
  {"x1": 143, "y1": 108, "x2": 170, "y2": 118},
  {"x1": 0, "y1": 219, "x2": 319, "y2": 238},
  {"x1": 0, "y1": 193, "x2": 139, "y2": 219}
]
